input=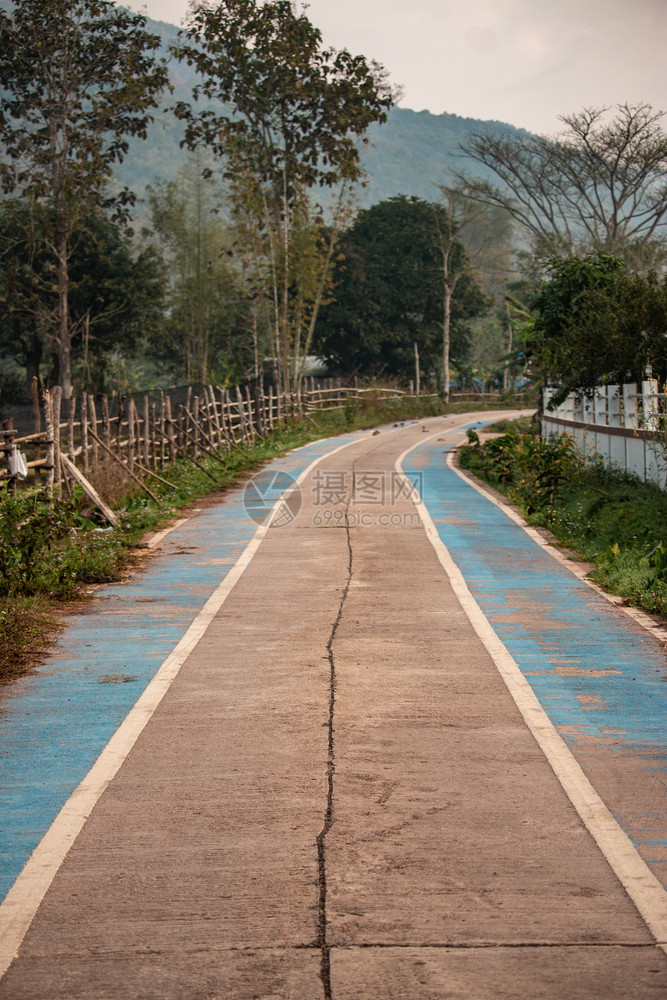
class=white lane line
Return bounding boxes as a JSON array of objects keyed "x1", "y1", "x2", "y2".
[
  {"x1": 0, "y1": 433, "x2": 365, "y2": 980},
  {"x1": 447, "y1": 452, "x2": 667, "y2": 645},
  {"x1": 396, "y1": 435, "x2": 667, "y2": 955}
]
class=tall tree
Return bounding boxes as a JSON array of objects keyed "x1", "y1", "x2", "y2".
[
  {"x1": 173, "y1": 0, "x2": 393, "y2": 391},
  {"x1": 457, "y1": 103, "x2": 667, "y2": 268},
  {"x1": 0, "y1": 200, "x2": 166, "y2": 396},
  {"x1": 313, "y1": 196, "x2": 487, "y2": 383},
  {"x1": 529, "y1": 253, "x2": 667, "y2": 396},
  {"x1": 0, "y1": 0, "x2": 170, "y2": 397}
]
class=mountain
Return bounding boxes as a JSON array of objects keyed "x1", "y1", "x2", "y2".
[
  {"x1": 113, "y1": 13, "x2": 530, "y2": 212},
  {"x1": 0, "y1": 3, "x2": 529, "y2": 210}
]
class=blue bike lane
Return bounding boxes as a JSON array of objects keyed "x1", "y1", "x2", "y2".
[
  {"x1": 403, "y1": 429, "x2": 667, "y2": 891},
  {"x1": 1, "y1": 415, "x2": 665, "y2": 907},
  {"x1": 0, "y1": 429, "x2": 374, "y2": 903}
]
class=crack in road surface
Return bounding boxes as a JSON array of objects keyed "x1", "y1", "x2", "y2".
[{"x1": 316, "y1": 490, "x2": 354, "y2": 1000}]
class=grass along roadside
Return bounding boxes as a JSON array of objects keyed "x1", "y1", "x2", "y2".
[
  {"x1": 1, "y1": 391, "x2": 517, "y2": 683},
  {"x1": 458, "y1": 419, "x2": 667, "y2": 622}
]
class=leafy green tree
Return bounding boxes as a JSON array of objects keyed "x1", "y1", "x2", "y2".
[
  {"x1": 0, "y1": 200, "x2": 166, "y2": 396},
  {"x1": 173, "y1": 0, "x2": 393, "y2": 391},
  {"x1": 313, "y1": 196, "x2": 487, "y2": 383},
  {"x1": 457, "y1": 104, "x2": 667, "y2": 268},
  {"x1": 0, "y1": 0, "x2": 170, "y2": 397},
  {"x1": 530, "y1": 252, "x2": 667, "y2": 396}
]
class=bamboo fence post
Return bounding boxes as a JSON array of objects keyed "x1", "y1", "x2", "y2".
[
  {"x1": 134, "y1": 401, "x2": 143, "y2": 475},
  {"x1": 202, "y1": 392, "x2": 210, "y2": 452},
  {"x1": 52, "y1": 386, "x2": 62, "y2": 492},
  {"x1": 176, "y1": 404, "x2": 184, "y2": 457},
  {"x1": 202, "y1": 386, "x2": 212, "y2": 446},
  {"x1": 245, "y1": 385, "x2": 257, "y2": 441},
  {"x1": 159, "y1": 394, "x2": 166, "y2": 470},
  {"x1": 81, "y1": 393, "x2": 90, "y2": 475},
  {"x1": 223, "y1": 388, "x2": 237, "y2": 444},
  {"x1": 222, "y1": 389, "x2": 232, "y2": 443},
  {"x1": 101, "y1": 395, "x2": 111, "y2": 451},
  {"x1": 201, "y1": 388, "x2": 211, "y2": 448},
  {"x1": 207, "y1": 386, "x2": 221, "y2": 449},
  {"x1": 206, "y1": 388, "x2": 215, "y2": 446},
  {"x1": 217, "y1": 388, "x2": 227, "y2": 446},
  {"x1": 148, "y1": 401, "x2": 155, "y2": 470},
  {"x1": 208, "y1": 386, "x2": 222, "y2": 450},
  {"x1": 192, "y1": 394, "x2": 200, "y2": 461},
  {"x1": 268, "y1": 384, "x2": 275, "y2": 432},
  {"x1": 236, "y1": 386, "x2": 248, "y2": 444},
  {"x1": 128, "y1": 398, "x2": 136, "y2": 474},
  {"x1": 41, "y1": 387, "x2": 55, "y2": 497},
  {"x1": 88, "y1": 395, "x2": 99, "y2": 470},
  {"x1": 235, "y1": 389, "x2": 245, "y2": 445},
  {"x1": 142, "y1": 395, "x2": 150, "y2": 468},
  {"x1": 68, "y1": 397, "x2": 76, "y2": 460},
  {"x1": 237, "y1": 386, "x2": 246, "y2": 443},
  {"x1": 165, "y1": 396, "x2": 177, "y2": 464}
]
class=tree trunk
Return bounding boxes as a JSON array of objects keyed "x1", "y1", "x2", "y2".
[
  {"x1": 25, "y1": 331, "x2": 43, "y2": 398},
  {"x1": 442, "y1": 282, "x2": 452, "y2": 404},
  {"x1": 56, "y1": 228, "x2": 72, "y2": 399}
]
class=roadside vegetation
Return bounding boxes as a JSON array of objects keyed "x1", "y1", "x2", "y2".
[
  {"x1": 459, "y1": 420, "x2": 667, "y2": 620},
  {"x1": 0, "y1": 391, "x2": 525, "y2": 683}
]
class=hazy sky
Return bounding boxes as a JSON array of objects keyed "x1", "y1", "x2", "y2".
[{"x1": 124, "y1": 0, "x2": 666, "y2": 134}]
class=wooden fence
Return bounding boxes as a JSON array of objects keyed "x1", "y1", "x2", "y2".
[{"x1": 0, "y1": 380, "x2": 411, "y2": 519}]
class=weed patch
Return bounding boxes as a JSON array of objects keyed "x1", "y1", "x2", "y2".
[{"x1": 0, "y1": 597, "x2": 62, "y2": 684}]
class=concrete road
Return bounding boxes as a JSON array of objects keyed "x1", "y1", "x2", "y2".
[{"x1": 0, "y1": 414, "x2": 666, "y2": 998}]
